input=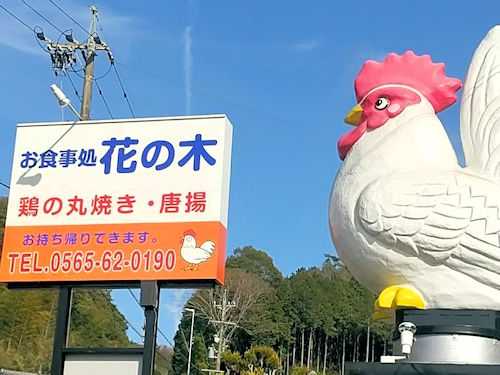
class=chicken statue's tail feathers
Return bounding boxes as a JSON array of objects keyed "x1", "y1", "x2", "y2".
[
  {"x1": 461, "y1": 25, "x2": 500, "y2": 178},
  {"x1": 200, "y1": 241, "x2": 215, "y2": 254}
]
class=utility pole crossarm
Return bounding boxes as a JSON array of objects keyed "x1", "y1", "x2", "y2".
[
  {"x1": 37, "y1": 5, "x2": 113, "y2": 120},
  {"x1": 209, "y1": 320, "x2": 237, "y2": 326}
]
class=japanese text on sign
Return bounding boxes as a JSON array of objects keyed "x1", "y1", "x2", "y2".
[{"x1": 20, "y1": 134, "x2": 217, "y2": 174}]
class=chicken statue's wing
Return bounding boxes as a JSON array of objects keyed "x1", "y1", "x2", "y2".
[
  {"x1": 358, "y1": 172, "x2": 500, "y2": 288},
  {"x1": 461, "y1": 26, "x2": 500, "y2": 178},
  {"x1": 200, "y1": 241, "x2": 215, "y2": 254}
]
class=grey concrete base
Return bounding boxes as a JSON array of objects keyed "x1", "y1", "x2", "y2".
[{"x1": 393, "y1": 334, "x2": 500, "y2": 364}]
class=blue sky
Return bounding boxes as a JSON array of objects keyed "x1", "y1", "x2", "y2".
[{"x1": 1, "y1": 0, "x2": 499, "y2": 344}]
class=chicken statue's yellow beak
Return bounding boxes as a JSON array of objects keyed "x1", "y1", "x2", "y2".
[{"x1": 344, "y1": 104, "x2": 363, "y2": 126}]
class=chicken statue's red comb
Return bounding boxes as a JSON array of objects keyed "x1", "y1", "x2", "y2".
[
  {"x1": 183, "y1": 229, "x2": 196, "y2": 238},
  {"x1": 355, "y1": 51, "x2": 462, "y2": 113}
]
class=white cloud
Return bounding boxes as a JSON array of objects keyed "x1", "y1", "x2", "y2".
[
  {"x1": 292, "y1": 39, "x2": 320, "y2": 52},
  {"x1": 184, "y1": 26, "x2": 193, "y2": 115}
]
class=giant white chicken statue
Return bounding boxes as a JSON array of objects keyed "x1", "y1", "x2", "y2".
[{"x1": 329, "y1": 26, "x2": 500, "y2": 312}]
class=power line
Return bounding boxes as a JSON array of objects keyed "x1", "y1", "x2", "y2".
[
  {"x1": 94, "y1": 14, "x2": 136, "y2": 119},
  {"x1": 0, "y1": 181, "x2": 10, "y2": 189},
  {"x1": 124, "y1": 315, "x2": 145, "y2": 342},
  {"x1": 157, "y1": 327, "x2": 175, "y2": 348},
  {"x1": 66, "y1": 51, "x2": 114, "y2": 119},
  {"x1": 47, "y1": 0, "x2": 89, "y2": 35},
  {"x1": 126, "y1": 289, "x2": 204, "y2": 372},
  {"x1": 71, "y1": 54, "x2": 115, "y2": 120},
  {"x1": 94, "y1": 79, "x2": 114, "y2": 119},
  {"x1": 21, "y1": 0, "x2": 65, "y2": 34},
  {"x1": 112, "y1": 63, "x2": 136, "y2": 117},
  {"x1": 157, "y1": 322, "x2": 204, "y2": 373},
  {"x1": 127, "y1": 289, "x2": 179, "y2": 349},
  {"x1": 0, "y1": 4, "x2": 34, "y2": 31},
  {"x1": 68, "y1": 54, "x2": 112, "y2": 80},
  {"x1": 96, "y1": 290, "x2": 144, "y2": 341},
  {"x1": 128, "y1": 288, "x2": 141, "y2": 305},
  {"x1": 154, "y1": 349, "x2": 172, "y2": 369},
  {"x1": 125, "y1": 289, "x2": 193, "y2": 373},
  {"x1": 127, "y1": 289, "x2": 172, "y2": 345},
  {"x1": 87, "y1": 290, "x2": 169, "y2": 368},
  {"x1": 33, "y1": 25, "x2": 52, "y2": 54},
  {"x1": 63, "y1": 70, "x2": 82, "y2": 103},
  {"x1": 97, "y1": 15, "x2": 136, "y2": 118},
  {"x1": 93, "y1": 289, "x2": 174, "y2": 371},
  {"x1": 127, "y1": 289, "x2": 171, "y2": 343}
]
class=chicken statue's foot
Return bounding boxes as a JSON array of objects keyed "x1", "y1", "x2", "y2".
[
  {"x1": 375, "y1": 285, "x2": 426, "y2": 310},
  {"x1": 183, "y1": 264, "x2": 200, "y2": 272}
]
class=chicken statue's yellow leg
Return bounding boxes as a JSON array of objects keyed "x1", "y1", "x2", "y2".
[{"x1": 373, "y1": 285, "x2": 426, "y2": 320}]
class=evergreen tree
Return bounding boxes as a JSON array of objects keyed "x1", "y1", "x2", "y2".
[{"x1": 227, "y1": 246, "x2": 283, "y2": 287}]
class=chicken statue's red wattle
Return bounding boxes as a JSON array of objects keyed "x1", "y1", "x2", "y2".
[
  {"x1": 338, "y1": 85, "x2": 423, "y2": 160},
  {"x1": 329, "y1": 26, "x2": 500, "y2": 312},
  {"x1": 337, "y1": 120, "x2": 367, "y2": 161}
]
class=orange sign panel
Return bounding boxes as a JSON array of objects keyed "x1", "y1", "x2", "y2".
[{"x1": 0, "y1": 115, "x2": 232, "y2": 284}]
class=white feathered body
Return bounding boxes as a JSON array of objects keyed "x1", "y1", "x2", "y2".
[
  {"x1": 330, "y1": 26, "x2": 500, "y2": 309},
  {"x1": 180, "y1": 235, "x2": 215, "y2": 265}
]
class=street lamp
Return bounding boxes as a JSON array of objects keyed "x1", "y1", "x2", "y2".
[
  {"x1": 185, "y1": 308, "x2": 196, "y2": 375},
  {"x1": 17, "y1": 84, "x2": 81, "y2": 188},
  {"x1": 50, "y1": 84, "x2": 82, "y2": 120}
]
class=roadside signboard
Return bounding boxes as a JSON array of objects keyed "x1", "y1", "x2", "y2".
[{"x1": 0, "y1": 115, "x2": 232, "y2": 284}]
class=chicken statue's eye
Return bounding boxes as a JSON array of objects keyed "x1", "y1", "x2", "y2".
[{"x1": 375, "y1": 97, "x2": 389, "y2": 110}]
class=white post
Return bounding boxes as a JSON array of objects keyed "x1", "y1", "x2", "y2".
[{"x1": 186, "y1": 308, "x2": 196, "y2": 375}]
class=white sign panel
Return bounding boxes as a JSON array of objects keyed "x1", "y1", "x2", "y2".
[
  {"x1": 63, "y1": 353, "x2": 142, "y2": 375},
  {"x1": 1, "y1": 115, "x2": 232, "y2": 284}
]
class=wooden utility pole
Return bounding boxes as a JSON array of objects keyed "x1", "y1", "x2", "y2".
[
  {"x1": 47, "y1": 6, "x2": 115, "y2": 375},
  {"x1": 211, "y1": 289, "x2": 236, "y2": 371},
  {"x1": 37, "y1": 5, "x2": 112, "y2": 120},
  {"x1": 80, "y1": 5, "x2": 99, "y2": 120}
]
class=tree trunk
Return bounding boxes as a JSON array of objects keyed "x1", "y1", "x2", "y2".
[
  {"x1": 44, "y1": 299, "x2": 56, "y2": 338},
  {"x1": 301, "y1": 327, "x2": 305, "y2": 367},
  {"x1": 16, "y1": 334, "x2": 23, "y2": 352},
  {"x1": 371, "y1": 334, "x2": 375, "y2": 362},
  {"x1": 341, "y1": 334, "x2": 346, "y2": 375},
  {"x1": 322, "y1": 335, "x2": 328, "y2": 375},
  {"x1": 286, "y1": 345, "x2": 290, "y2": 375},
  {"x1": 337, "y1": 336, "x2": 341, "y2": 372},
  {"x1": 365, "y1": 325, "x2": 371, "y2": 362},
  {"x1": 317, "y1": 331, "x2": 320, "y2": 372},
  {"x1": 383, "y1": 338, "x2": 387, "y2": 356},
  {"x1": 353, "y1": 334, "x2": 358, "y2": 362},
  {"x1": 292, "y1": 337, "x2": 296, "y2": 367},
  {"x1": 307, "y1": 329, "x2": 312, "y2": 369},
  {"x1": 278, "y1": 347, "x2": 283, "y2": 374},
  {"x1": 352, "y1": 335, "x2": 356, "y2": 362}
]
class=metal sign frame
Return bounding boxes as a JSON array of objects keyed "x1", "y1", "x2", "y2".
[
  {"x1": 50, "y1": 282, "x2": 158, "y2": 375},
  {"x1": 8, "y1": 281, "x2": 215, "y2": 375}
]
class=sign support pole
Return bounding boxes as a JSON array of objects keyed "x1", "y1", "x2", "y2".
[
  {"x1": 51, "y1": 286, "x2": 72, "y2": 375},
  {"x1": 141, "y1": 281, "x2": 160, "y2": 375},
  {"x1": 51, "y1": 7, "x2": 103, "y2": 374}
]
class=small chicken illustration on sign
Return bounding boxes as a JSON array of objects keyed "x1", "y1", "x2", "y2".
[
  {"x1": 330, "y1": 26, "x2": 500, "y2": 312},
  {"x1": 180, "y1": 230, "x2": 215, "y2": 270}
]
